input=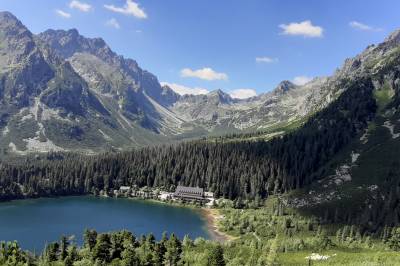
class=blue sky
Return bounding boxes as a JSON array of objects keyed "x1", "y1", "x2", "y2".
[{"x1": 1, "y1": 0, "x2": 399, "y2": 98}]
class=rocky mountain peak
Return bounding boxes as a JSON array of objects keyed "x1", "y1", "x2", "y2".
[
  {"x1": 38, "y1": 26, "x2": 182, "y2": 109},
  {"x1": 209, "y1": 89, "x2": 225, "y2": 95},
  {"x1": 38, "y1": 29, "x2": 114, "y2": 62},
  {"x1": 67, "y1": 28, "x2": 79, "y2": 36},
  {"x1": 334, "y1": 28, "x2": 400, "y2": 81},
  {"x1": 0, "y1": 11, "x2": 25, "y2": 29},
  {"x1": 273, "y1": 80, "x2": 297, "y2": 95},
  {"x1": 0, "y1": 11, "x2": 35, "y2": 60},
  {"x1": 208, "y1": 89, "x2": 232, "y2": 103},
  {"x1": 161, "y1": 85, "x2": 181, "y2": 104},
  {"x1": 0, "y1": 11, "x2": 55, "y2": 108},
  {"x1": 384, "y1": 29, "x2": 400, "y2": 44}
]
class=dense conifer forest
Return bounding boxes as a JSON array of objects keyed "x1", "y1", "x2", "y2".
[{"x1": 0, "y1": 229, "x2": 226, "y2": 266}]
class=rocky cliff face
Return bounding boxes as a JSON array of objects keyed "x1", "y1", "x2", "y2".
[
  {"x1": 38, "y1": 29, "x2": 180, "y2": 106},
  {"x1": 0, "y1": 12, "x2": 124, "y2": 154},
  {"x1": 1, "y1": 11, "x2": 400, "y2": 155}
]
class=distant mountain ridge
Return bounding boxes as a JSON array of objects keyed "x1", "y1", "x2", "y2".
[{"x1": 1, "y1": 11, "x2": 399, "y2": 155}]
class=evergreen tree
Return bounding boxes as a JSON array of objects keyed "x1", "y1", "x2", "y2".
[
  {"x1": 152, "y1": 243, "x2": 164, "y2": 266},
  {"x1": 110, "y1": 231, "x2": 125, "y2": 260},
  {"x1": 60, "y1": 235, "x2": 69, "y2": 260},
  {"x1": 121, "y1": 245, "x2": 140, "y2": 266},
  {"x1": 93, "y1": 234, "x2": 111, "y2": 263},
  {"x1": 64, "y1": 245, "x2": 79, "y2": 266},
  {"x1": 207, "y1": 245, "x2": 225, "y2": 266},
  {"x1": 388, "y1": 227, "x2": 400, "y2": 251},
  {"x1": 44, "y1": 242, "x2": 59, "y2": 262},
  {"x1": 182, "y1": 235, "x2": 193, "y2": 249},
  {"x1": 84, "y1": 229, "x2": 98, "y2": 251},
  {"x1": 163, "y1": 234, "x2": 182, "y2": 266}
]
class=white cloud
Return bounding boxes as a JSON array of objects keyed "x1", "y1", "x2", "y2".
[
  {"x1": 104, "y1": 0, "x2": 147, "y2": 19},
  {"x1": 229, "y1": 89, "x2": 257, "y2": 99},
  {"x1": 293, "y1": 76, "x2": 313, "y2": 85},
  {"x1": 349, "y1": 21, "x2": 382, "y2": 32},
  {"x1": 256, "y1": 57, "x2": 278, "y2": 63},
  {"x1": 55, "y1": 9, "x2": 71, "y2": 18},
  {"x1": 69, "y1": 0, "x2": 92, "y2": 12},
  {"x1": 279, "y1": 20, "x2": 323, "y2": 38},
  {"x1": 181, "y1": 67, "x2": 228, "y2": 81},
  {"x1": 161, "y1": 82, "x2": 209, "y2": 95},
  {"x1": 106, "y1": 18, "x2": 120, "y2": 29}
]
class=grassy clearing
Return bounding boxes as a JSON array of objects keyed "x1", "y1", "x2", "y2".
[
  {"x1": 279, "y1": 250, "x2": 400, "y2": 266},
  {"x1": 214, "y1": 197, "x2": 400, "y2": 265}
]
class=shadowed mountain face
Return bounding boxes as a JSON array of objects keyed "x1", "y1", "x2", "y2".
[{"x1": 1, "y1": 11, "x2": 400, "y2": 155}]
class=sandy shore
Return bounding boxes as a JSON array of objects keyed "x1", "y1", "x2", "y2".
[{"x1": 202, "y1": 208, "x2": 236, "y2": 243}]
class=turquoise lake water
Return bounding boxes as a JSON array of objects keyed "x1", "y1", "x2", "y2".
[{"x1": 0, "y1": 196, "x2": 210, "y2": 251}]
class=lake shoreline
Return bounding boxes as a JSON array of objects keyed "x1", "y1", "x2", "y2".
[
  {"x1": 1, "y1": 194, "x2": 233, "y2": 243},
  {"x1": 125, "y1": 197, "x2": 235, "y2": 242},
  {"x1": 201, "y1": 208, "x2": 236, "y2": 243},
  {"x1": 0, "y1": 195, "x2": 212, "y2": 251}
]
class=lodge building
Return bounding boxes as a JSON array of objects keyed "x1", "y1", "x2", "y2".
[{"x1": 173, "y1": 185, "x2": 205, "y2": 202}]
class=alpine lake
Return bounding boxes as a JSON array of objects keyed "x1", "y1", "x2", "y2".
[{"x1": 0, "y1": 196, "x2": 210, "y2": 251}]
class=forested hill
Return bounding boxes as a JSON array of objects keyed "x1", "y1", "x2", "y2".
[{"x1": 0, "y1": 77, "x2": 376, "y2": 201}]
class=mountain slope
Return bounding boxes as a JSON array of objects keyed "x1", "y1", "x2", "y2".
[
  {"x1": 2, "y1": 11, "x2": 400, "y2": 155},
  {"x1": 0, "y1": 12, "x2": 124, "y2": 154},
  {"x1": 0, "y1": 12, "x2": 337, "y2": 155},
  {"x1": 0, "y1": 12, "x2": 180, "y2": 155},
  {"x1": 283, "y1": 30, "x2": 400, "y2": 230}
]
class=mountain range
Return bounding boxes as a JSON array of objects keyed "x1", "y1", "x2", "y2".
[{"x1": 0, "y1": 11, "x2": 400, "y2": 155}]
